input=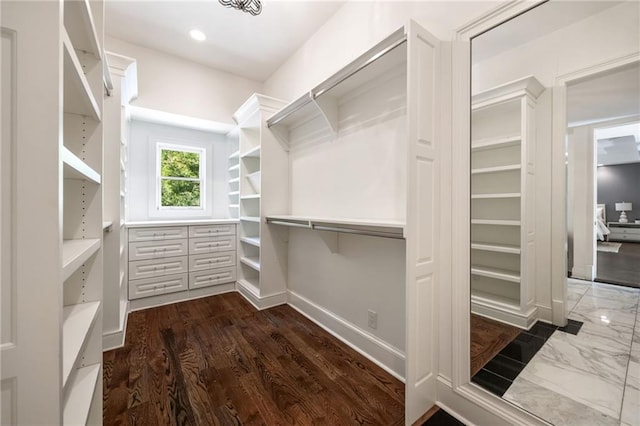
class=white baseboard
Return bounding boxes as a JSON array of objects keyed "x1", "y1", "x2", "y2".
[
  {"x1": 128, "y1": 283, "x2": 236, "y2": 312},
  {"x1": 471, "y1": 301, "x2": 537, "y2": 329},
  {"x1": 103, "y1": 300, "x2": 129, "y2": 351},
  {"x1": 535, "y1": 304, "x2": 552, "y2": 324},
  {"x1": 571, "y1": 264, "x2": 594, "y2": 281},
  {"x1": 236, "y1": 280, "x2": 287, "y2": 310},
  {"x1": 287, "y1": 290, "x2": 405, "y2": 381}
]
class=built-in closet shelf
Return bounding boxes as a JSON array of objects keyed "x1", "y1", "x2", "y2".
[
  {"x1": 471, "y1": 243, "x2": 521, "y2": 254},
  {"x1": 229, "y1": 204, "x2": 239, "y2": 209},
  {"x1": 471, "y1": 193, "x2": 521, "y2": 199},
  {"x1": 472, "y1": 75, "x2": 545, "y2": 109},
  {"x1": 266, "y1": 27, "x2": 406, "y2": 144},
  {"x1": 472, "y1": 291, "x2": 520, "y2": 311},
  {"x1": 228, "y1": 164, "x2": 240, "y2": 172},
  {"x1": 62, "y1": 301, "x2": 100, "y2": 389},
  {"x1": 471, "y1": 219, "x2": 521, "y2": 226},
  {"x1": 240, "y1": 256, "x2": 260, "y2": 271},
  {"x1": 228, "y1": 191, "x2": 240, "y2": 196},
  {"x1": 229, "y1": 178, "x2": 240, "y2": 184},
  {"x1": 102, "y1": 221, "x2": 113, "y2": 232},
  {"x1": 62, "y1": 30, "x2": 100, "y2": 120},
  {"x1": 471, "y1": 164, "x2": 520, "y2": 175},
  {"x1": 120, "y1": 159, "x2": 126, "y2": 171},
  {"x1": 241, "y1": 146, "x2": 261, "y2": 158},
  {"x1": 238, "y1": 278, "x2": 259, "y2": 295},
  {"x1": 228, "y1": 150, "x2": 240, "y2": 160},
  {"x1": 63, "y1": 0, "x2": 102, "y2": 60},
  {"x1": 62, "y1": 147, "x2": 101, "y2": 184},
  {"x1": 266, "y1": 215, "x2": 405, "y2": 239},
  {"x1": 62, "y1": 239, "x2": 101, "y2": 281},
  {"x1": 63, "y1": 363, "x2": 100, "y2": 426},
  {"x1": 240, "y1": 237, "x2": 260, "y2": 247},
  {"x1": 471, "y1": 135, "x2": 520, "y2": 151},
  {"x1": 240, "y1": 194, "x2": 260, "y2": 200},
  {"x1": 240, "y1": 216, "x2": 260, "y2": 223},
  {"x1": 471, "y1": 265, "x2": 520, "y2": 283}
]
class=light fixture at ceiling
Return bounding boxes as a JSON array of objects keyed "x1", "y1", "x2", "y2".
[
  {"x1": 189, "y1": 29, "x2": 207, "y2": 41},
  {"x1": 218, "y1": 0, "x2": 262, "y2": 16}
]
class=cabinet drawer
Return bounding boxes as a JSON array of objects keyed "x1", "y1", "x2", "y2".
[
  {"x1": 189, "y1": 267, "x2": 236, "y2": 289},
  {"x1": 611, "y1": 227, "x2": 640, "y2": 235},
  {"x1": 129, "y1": 273, "x2": 188, "y2": 300},
  {"x1": 189, "y1": 224, "x2": 235, "y2": 238},
  {"x1": 610, "y1": 233, "x2": 640, "y2": 242},
  {"x1": 129, "y1": 226, "x2": 188, "y2": 242},
  {"x1": 189, "y1": 236, "x2": 236, "y2": 255},
  {"x1": 129, "y1": 256, "x2": 188, "y2": 280},
  {"x1": 189, "y1": 251, "x2": 236, "y2": 272},
  {"x1": 129, "y1": 239, "x2": 188, "y2": 261}
]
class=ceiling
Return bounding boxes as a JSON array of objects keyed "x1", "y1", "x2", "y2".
[{"x1": 105, "y1": 1, "x2": 345, "y2": 82}]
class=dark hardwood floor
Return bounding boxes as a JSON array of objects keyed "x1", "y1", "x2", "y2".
[
  {"x1": 103, "y1": 292, "x2": 404, "y2": 425},
  {"x1": 597, "y1": 241, "x2": 640, "y2": 288},
  {"x1": 470, "y1": 314, "x2": 521, "y2": 377}
]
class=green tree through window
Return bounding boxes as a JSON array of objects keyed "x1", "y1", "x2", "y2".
[{"x1": 160, "y1": 148, "x2": 202, "y2": 207}]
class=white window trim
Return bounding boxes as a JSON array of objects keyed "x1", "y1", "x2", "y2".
[{"x1": 155, "y1": 142, "x2": 206, "y2": 211}]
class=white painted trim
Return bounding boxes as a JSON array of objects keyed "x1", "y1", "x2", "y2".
[
  {"x1": 287, "y1": 290, "x2": 405, "y2": 382},
  {"x1": 128, "y1": 283, "x2": 236, "y2": 312},
  {"x1": 471, "y1": 301, "x2": 537, "y2": 330},
  {"x1": 235, "y1": 280, "x2": 287, "y2": 310},
  {"x1": 535, "y1": 304, "x2": 552, "y2": 323},
  {"x1": 571, "y1": 264, "x2": 594, "y2": 281},
  {"x1": 129, "y1": 105, "x2": 234, "y2": 133},
  {"x1": 103, "y1": 301, "x2": 129, "y2": 351}
]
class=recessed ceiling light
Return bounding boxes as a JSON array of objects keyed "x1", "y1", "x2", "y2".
[{"x1": 189, "y1": 29, "x2": 206, "y2": 42}]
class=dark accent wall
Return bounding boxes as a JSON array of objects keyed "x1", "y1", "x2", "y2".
[{"x1": 597, "y1": 163, "x2": 640, "y2": 223}]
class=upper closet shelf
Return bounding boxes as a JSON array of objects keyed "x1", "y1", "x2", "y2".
[
  {"x1": 266, "y1": 215, "x2": 405, "y2": 239},
  {"x1": 62, "y1": 146, "x2": 101, "y2": 184},
  {"x1": 266, "y1": 27, "x2": 406, "y2": 146},
  {"x1": 64, "y1": 0, "x2": 102, "y2": 60},
  {"x1": 472, "y1": 75, "x2": 544, "y2": 110},
  {"x1": 63, "y1": 30, "x2": 101, "y2": 120},
  {"x1": 228, "y1": 150, "x2": 240, "y2": 160},
  {"x1": 472, "y1": 135, "x2": 520, "y2": 151},
  {"x1": 241, "y1": 145, "x2": 261, "y2": 158}
]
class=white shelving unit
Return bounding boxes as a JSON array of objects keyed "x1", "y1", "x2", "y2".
[
  {"x1": 470, "y1": 76, "x2": 544, "y2": 328},
  {"x1": 227, "y1": 131, "x2": 240, "y2": 219}
]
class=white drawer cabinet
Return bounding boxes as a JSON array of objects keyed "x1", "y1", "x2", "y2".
[
  {"x1": 189, "y1": 267, "x2": 237, "y2": 289},
  {"x1": 189, "y1": 251, "x2": 236, "y2": 272},
  {"x1": 608, "y1": 223, "x2": 640, "y2": 243},
  {"x1": 129, "y1": 256, "x2": 188, "y2": 280},
  {"x1": 129, "y1": 273, "x2": 188, "y2": 300},
  {"x1": 128, "y1": 223, "x2": 238, "y2": 302},
  {"x1": 129, "y1": 226, "x2": 188, "y2": 242},
  {"x1": 129, "y1": 239, "x2": 188, "y2": 261},
  {"x1": 189, "y1": 235, "x2": 236, "y2": 255}
]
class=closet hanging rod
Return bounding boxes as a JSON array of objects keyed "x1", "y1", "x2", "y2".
[
  {"x1": 266, "y1": 93, "x2": 313, "y2": 128},
  {"x1": 266, "y1": 219, "x2": 311, "y2": 228},
  {"x1": 313, "y1": 225, "x2": 404, "y2": 240}
]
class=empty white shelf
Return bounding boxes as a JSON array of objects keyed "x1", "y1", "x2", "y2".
[
  {"x1": 240, "y1": 216, "x2": 260, "y2": 223},
  {"x1": 266, "y1": 215, "x2": 405, "y2": 239},
  {"x1": 229, "y1": 204, "x2": 239, "y2": 209},
  {"x1": 471, "y1": 193, "x2": 521, "y2": 199},
  {"x1": 471, "y1": 265, "x2": 520, "y2": 283},
  {"x1": 240, "y1": 236, "x2": 260, "y2": 247},
  {"x1": 62, "y1": 301, "x2": 100, "y2": 389},
  {"x1": 228, "y1": 191, "x2": 240, "y2": 196},
  {"x1": 62, "y1": 239, "x2": 101, "y2": 281},
  {"x1": 63, "y1": 363, "x2": 100, "y2": 426},
  {"x1": 62, "y1": 147, "x2": 101, "y2": 184},
  {"x1": 471, "y1": 219, "x2": 521, "y2": 226},
  {"x1": 64, "y1": 0, "x2": 101, "y2": 59},
  {"x1": 238, "y1": 278, "x2": 260, "y2": 295},
  {"x1": 228, "y1": 164, "x2": 240, "y2": 172},
  {"x1": 471, "y1": 135, "x2": 520, "y2": 151},
  {"x1": 228, "y1": 150, "x2": 240, "y2": 160},
  {"x1": 471, "y1": 243, "x2": 521, "y2": 254},
  {"x1": 472, "y1": 290, "x2": 520, "y2": 310},
  {"x1": 229, "y1": 178, "x2": 240, "y2": 184},
  {"x1": 241, "y1": 145, "x2": 261, "y2": 158},
  {"x1": 471, "y1": 164, "x2": 521, "y2": 175},
  {"x1": 240, "y1": 257, "x2": 260, "y2": 271},
  {"x1": 62, "y1": 30, "x2": 100, "y2": 120},
  {"x1": 240, "y1": 194, "x2": 261, "y2": 200}
]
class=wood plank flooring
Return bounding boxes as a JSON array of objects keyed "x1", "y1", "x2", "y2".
[
  {"x1": 103, "y1": 292, "x2": 405, "y2": 425},
  {"x1": 597, "y1": 241, "x2": 640, "y2": 288},
  {"x1": 469, "y1": 314, "x2": 521, "y2": 377}
]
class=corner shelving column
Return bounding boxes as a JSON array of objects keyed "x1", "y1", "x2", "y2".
[
  {"x1": 233, "y1": 94, "x2": 288, "y2": 308},
  {"x1": 62, "y1": 0, "x2": 105, "y2": 423},
  {"x1": 470, "y1": 76, "x2": 544, "y2": 328},
  {"x1": 227, "y1": 129, "x2": 240, "y2": 218}
]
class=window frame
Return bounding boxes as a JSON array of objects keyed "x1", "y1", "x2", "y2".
[{"x1": 155, "y1": 142, "x2": 206, "y2": 211}]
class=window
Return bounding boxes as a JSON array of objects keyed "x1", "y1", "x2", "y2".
[{"x1": 157, "y1": 143, "x2": 205, "y2": 209}]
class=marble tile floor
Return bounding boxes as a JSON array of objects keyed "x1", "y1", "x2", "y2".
[{"x1": 503, "y1": 279, "x2": 640, "y2": 426}]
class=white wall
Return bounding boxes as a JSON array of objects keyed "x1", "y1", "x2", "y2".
[
  {"x1": 127, "y1": 120, "x2": 230, "y2": 222},
  {"x1": 105, "y1": 36, "x2": 262, "y2": 124}
]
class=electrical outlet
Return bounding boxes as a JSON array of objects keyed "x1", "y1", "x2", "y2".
[{"x1": 368, "y1": 310, "x2": 377, "y2": 329}]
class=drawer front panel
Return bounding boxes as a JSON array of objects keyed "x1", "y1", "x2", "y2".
[
  {"x1": 129, "y1": 239, "x2": 188, "y2": 261},
  {"x1": 610, "y1": 233, "x2": 640, "y2": 242},
  {"x1": 129, "y1": 273, "x2": 188, "y2": 300},
  {"x1": 189, "y1": 236, "x2": 236, "y2": 255},
  {"x1": 129, "y1": 256, "x2": 188, "y2": 280},
  {"x1": 189, "y1": 251, "x2": 236, "y2": 272},
  {"x1": 189, "y1": 267, "x2": 237, "y2": 289},
  {"x1": 129, "y1": 226, "x2": 188, "y2": 242},
  {"x1": 612, "y1": 227, "x2": 640, "y2": 235},
  {"x1": 189, "y1": 224, "x2": 236, "y2": 238}
]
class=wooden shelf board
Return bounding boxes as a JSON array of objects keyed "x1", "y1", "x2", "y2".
[
  {"x1": 62, "y1": 301, "x2": 100, "y2": 389},
  {"x1": 471, "y1": 193, "x2": 521, "y2": 199},
  {"x1": 228, "y1": 164, "x2": 240, "y2": 172},
  {"x1": 241, "y1": 145, "x2": 261, "y2": 158},
  {"x1": 63, "y1": 363, "x2": 100, "y2": 426},
  {"x1": 228, "y1": 150, "x2": 240, "y2": 160},
  {"x1": 240, "y1": 257, "x2": 261, "y2": 271},
  {"x1": 229, "y1": 178, "x2": 240, "y2": 184},
  {"x1": 471, "y1": 135, "x2": 520, "y2": 151},
  {"x1": 240, "y1": 237, "x2": 260, "y2": 247},
  {"x1": 229, "y1": 204, "x2": 239, "y2": 209},
  {"x1": 62, "y1": 146, "x2": 101, "y2": 184},
  {"x1": 64, "y1": 0, "x2": 102, "y2": 59},
  {"x1": 62, "y1": 30, "x2": 100, "y2": 120},
  {"x1": 471, "y1": 164, "x2": 521, "y2": 175},
  {"x1": 228, "y1": 191, "x2": 240, "y2": 196},
  {"x1": 62, "y1": 239, "x2": 101, "y2": 281},
  {"x1": 471, "y1": 243, "x2": 521, "y2": 254},
  {"x1": 471, "y1": 290, "x2": 520, "y2": 311},
  {"x1": 471, "y1": 265, "x2": 520, "y2": 283},
  {"x1": 471, "y1": 219, "x2": 521, "y2": 226},
  {"x1": 240, "y1": 216, "x2": 260, "y2": 223},
  {"x1": 240, "y1": 194, "x2": 261, "y2": 200}
]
